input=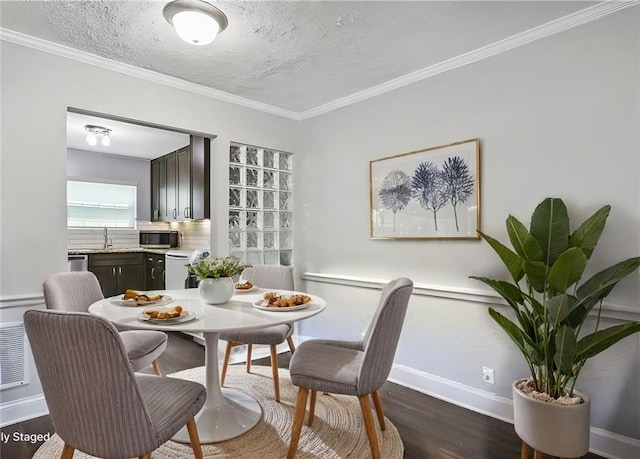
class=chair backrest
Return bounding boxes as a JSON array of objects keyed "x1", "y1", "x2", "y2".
[
  {"x1": 43, "y1": 271, "x2": 104, "y2": 312},
  {"x1": 24, "y1": 310, "x2": 157, "y2": 458},
  {"x1": 241, "y1": 265, "x2": 295, "y2": 290},
  {"x1": 358, "y1": 277, "x2": 413, "y2": 395}
]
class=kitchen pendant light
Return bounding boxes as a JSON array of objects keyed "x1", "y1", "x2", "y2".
[
  {"x1": 84, "y1": 125, "x2": 112, "y2": 147},
  {"x1": 163, "y1": 0, "x2": 228, "y2": 46}
]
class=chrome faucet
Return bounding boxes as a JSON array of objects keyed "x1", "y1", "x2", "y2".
[{"x1": 103, "y1": 227, "x2": 112, "y2": 249}]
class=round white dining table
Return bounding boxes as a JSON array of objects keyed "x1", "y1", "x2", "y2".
[{"x1": 88, "y1": 288, "x2": 326, "y2": 444}]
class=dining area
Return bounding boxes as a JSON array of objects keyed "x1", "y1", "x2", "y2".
[{"x1": 23, "y1": 265, "x2": 413, "y2": 459}]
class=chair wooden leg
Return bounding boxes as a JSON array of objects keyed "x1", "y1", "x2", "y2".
[
  {"x1": 533, "y1": 450, "x2": 542, "y2": 459},
  {"x1": 521, "y1": 441, "x2": 529, "y2": 459},
  {"x1": 307, "y1": 390, "x2": 317, "y2": 426},
  {"x1": 287, "y1": 387, "x2": 309, "y2": 459},
  {"x1": 270, "y1": 344, "x2": 280, "y2": 402},
  {"x1": 151, "y1": 359, "x2": 162, "y2": 376},
  {"x1": 358, "y1": 395, "x2": 381, "y2": 459},
  {"x1": 60, "y1": 443, "x2": 75, "y2": 459},
  {"x1": 287, "y1": 336, "x2": 296, "y2": 354},
  {"x1": 371, "y1": 390, "x2": 386, "y2": 430},
  {"x1": 138, "y1": 455, "x2": 150, "y2": 459},
  {"x1": 186, "y1": 417, "x2": 204, "y2": 459},
  {"x1": 246, "y1": 344, "x2": 253, "y2": 373},
  {"x1": 220, "y1": 341, "x2": 233, "y2": 387}
]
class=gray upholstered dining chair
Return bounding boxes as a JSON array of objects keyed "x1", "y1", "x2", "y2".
[
  {"x1": 287, "y1": 277, "x2": 413, "y2": 459},
  {"x1": 43, "y1": 271, "x2": 168, "y2": 376},
  {"x1": 24, "y1": 309, "x2": 205, "y2": 459},
  {"x1": 219, "y1": 265, "x2": 296, "y2": 402}
]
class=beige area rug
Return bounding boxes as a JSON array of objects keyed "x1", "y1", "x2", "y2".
[{"x1": 33, "y1": 365, "x2": 403, "y2": 458}]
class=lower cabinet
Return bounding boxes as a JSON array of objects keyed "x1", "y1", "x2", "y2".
[
  {"x1": 145, "y1": 253, "x2": 165, "y2": 291},
  {"x1": 88, "y1": 253, "x2": 145, "y2": 297}
]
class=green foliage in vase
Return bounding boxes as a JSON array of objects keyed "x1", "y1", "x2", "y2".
[
  {"x1": 471, "y1": 198, "x2": 640, "y2": 398},
  {"x1": 188, "y1": 256, "x2": 251, "y2": 280}
]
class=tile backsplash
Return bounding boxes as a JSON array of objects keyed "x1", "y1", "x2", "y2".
[
  {"x1": 68, "y1": 220, "x2": 211, "y2": 250},
  {"x1": 175, "y1": 220, "x2": 211, "y2": 250}
]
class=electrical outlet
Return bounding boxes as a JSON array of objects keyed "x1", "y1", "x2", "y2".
[{"x1": 482, "y1": 366, "x2": 495, "y2": 384}]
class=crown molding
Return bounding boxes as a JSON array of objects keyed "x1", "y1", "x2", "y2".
[
  {"x1": 0, "y1": 28, "x2": 301, "y2": 121},
  {"x1": 298, "y1": 0, "x2": 640, "y2": 120},
  {"x1": 1, "y1": 1, "x2": 636, "y2": 122}
]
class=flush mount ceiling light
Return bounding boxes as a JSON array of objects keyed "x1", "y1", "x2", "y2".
[
  {"x1": 84, "y1": 125, "x2": 112, "y2": 147},
  {"x1": 163, "y1": 0, "x2": 228, "y2": 46}
]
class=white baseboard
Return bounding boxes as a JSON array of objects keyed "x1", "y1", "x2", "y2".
[
  {"x1": 3, "y1": 339, "x2": 637, "y2": 459},
  {"x1": 388, "y1": 364, "x2": 640, "y2": 459},
  {"x1": 0, "y1": 394, "x2": 48, "y2": 428},
  {"x1": 388, "y1": 364, "x2": 514, "y2": 422},
  {"x1": 589, "y1": 427, "x2": 640, "y2": 459}
]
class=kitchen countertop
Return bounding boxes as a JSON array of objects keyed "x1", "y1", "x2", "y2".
[{"x1": 68, "y1": 248, "x2": 173, "y2": 255}]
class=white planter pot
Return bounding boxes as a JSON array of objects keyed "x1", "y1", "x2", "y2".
[
  {"x1": 512, "y1": 379, "x2": 590, "y2": 458},
  {"x1": 198, "y1": 277, "x2": 235, "y2": 304}
]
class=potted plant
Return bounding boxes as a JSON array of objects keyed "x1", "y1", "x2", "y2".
[
  {"x1": 188, "y1": 256, "x2": 251, "y2": 304},
  {"x1": 471, "y1": 197, "x2": 640, "y2": 457}
]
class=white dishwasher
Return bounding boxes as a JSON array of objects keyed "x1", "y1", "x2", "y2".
[{"x1": 165, "y1": 250, "x2": 193, "y2": 289}]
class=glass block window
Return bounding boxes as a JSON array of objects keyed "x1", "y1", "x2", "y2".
[{"x1": 228, "y1": 142, "x2": 294, "y2": 266}]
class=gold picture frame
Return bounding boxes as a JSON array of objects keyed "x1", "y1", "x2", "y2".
[{"x1": 370, "y1": 138, "x2": 481, "y2": 240}]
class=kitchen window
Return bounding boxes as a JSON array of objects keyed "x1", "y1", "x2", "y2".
[
  {"x1": 228, "y1": 143, "x2": 293, "y2": 265},
  {"x1": 67, "y1": 179, "x2": 137, "y2": 228}
]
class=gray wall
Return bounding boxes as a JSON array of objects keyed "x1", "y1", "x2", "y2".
[
  {"x1": 1, "y1": 5, "x2": 639, "y2": 455},
  {"x1": 0, "y1": 41, "x2": 298, "y2": 409},
  {"x1": 295, "y1": 6, "x2": 639, "y2": 445},
  {"x1": 67, "y1": 148, "x2": 151, "y2": 222}
]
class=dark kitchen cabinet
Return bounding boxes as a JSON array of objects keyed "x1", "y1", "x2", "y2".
[
  {"x1": 145, "y1": 253, "x2": 165, "y2": 291},
  {"x1": 165, "y1": 149, "x2": 179, "y2": 220},
  {"x1": 88, "y1": 253, "x2": 144, "y2": 297},
  {"x1": 151, "y1": 155, "x2": 167, "y2": 221},
  {"x1": 151, "y1": 136, "x2": 210, "y2": 222},
  {"x1": 177, "y1": 147, "x2": 191, "y2": 220}
]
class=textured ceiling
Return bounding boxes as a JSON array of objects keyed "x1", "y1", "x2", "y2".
[{"x1": 1, "y1": 0, "x2": 599, "y2": 113}]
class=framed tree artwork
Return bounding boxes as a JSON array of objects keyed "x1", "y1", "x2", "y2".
[{"x1": 370, "y1": 138, "x2": 480, "y2": 240}]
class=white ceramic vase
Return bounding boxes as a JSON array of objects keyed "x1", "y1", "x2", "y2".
[
  {"x1": 198, "y1": 277, "x2": 235, "y2": 304},
  {"x1": 512, "y1": 379, "x2": 590, "y2": 458}
]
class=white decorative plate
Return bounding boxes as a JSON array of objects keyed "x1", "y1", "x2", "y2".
[
  {"x1": 253, "y1": 299, "x2": 312, "y2": 312},
  {"x1": 137, "y1": 308, "x2": 196, "y2": 324},
  {"x1": 111, "y1": 294, "x2": 172, "y2": 307},
  {"x1": 235, "y1": 286, "x2": 259, "y2": 293}
]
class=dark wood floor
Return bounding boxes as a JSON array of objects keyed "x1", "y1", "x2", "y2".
[{"x1": 1, "y1": 332, "x2": 603, "y2": 459}]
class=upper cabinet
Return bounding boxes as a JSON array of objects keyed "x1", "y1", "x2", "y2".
[{"x1": 151, "y1": 135, "x2": 210, "y2": 222}]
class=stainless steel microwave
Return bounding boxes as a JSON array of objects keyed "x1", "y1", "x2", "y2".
[{"x1": 139, "y1": 230, "x2": 179, "y2": 248}]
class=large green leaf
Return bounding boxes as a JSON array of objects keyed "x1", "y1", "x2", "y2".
[
  {"x1": 576, "y1": 323, "x2": 640, "y2": 361},
  {"x1": 522, "y1": 293, "x2": 545, "y2": 316},
  {"x1": 565, "y1": 304, "x2": 589, "y2": 329},
  {"x1": 523, "y1": 260, "x2": 548, "y2": 293},
  {"x1": 530, "y1": 198, "x2": 570, "y2": 266},
  {"x1": 577, "y1": 258, "x2": 640, "y2": 305},
  {"x1": 477, "y1": 230, "x2": 525, "y2": 282},
  {"x1": 547, "y1": 247, "x2": 588, "y2": 292},
  {"x1": 469, "y1": 276, "x2": 523, "y2": 308},
  {"x1": 524, "y1": 340, "x2": 545, "y2": 365},
  {"x1": 488, "y1": 308, "x2": 539, "y2": 357},
  {"x1": 554, "y1": 325, "x2": 577, "y2": 374},
  {"x1": 546, "y1": 294, "x2": 578, "y2": 326},
  {"x1": 569, "y1": 205, "x2": 610, "y2": 259},
  {"x1": 506, "y1": 216, "x2": 543, "y2": 262}
]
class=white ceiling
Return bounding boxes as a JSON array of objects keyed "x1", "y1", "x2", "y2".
[
  {"x1": 2, "y1": 1, "x2": 616, "y2": 157},
  {"x1": 67, "y1": 112, "x2": 190, "y2": 159}
]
